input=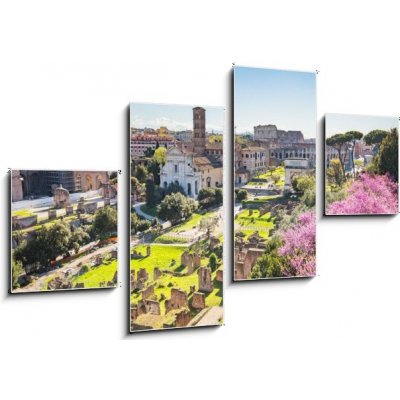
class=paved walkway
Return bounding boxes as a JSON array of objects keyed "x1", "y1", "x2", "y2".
[
  {"x1": 190, "y1": 306, "x2": 224, "y2": 327},
  {"x1": 132, "y1": 202, "x2": 160, "y2": 221},
  {"x1": 15, "y1": 242, "x2": 116, "y2": 292}
]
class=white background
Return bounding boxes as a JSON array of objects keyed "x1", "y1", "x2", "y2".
[{"x1": 1, "y1": 1, "x2": 399, "y2": 399}]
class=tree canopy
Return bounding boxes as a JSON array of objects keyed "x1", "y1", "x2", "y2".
[{"x1": 158, "y1": 192, "x2": 197, "y2": 224}]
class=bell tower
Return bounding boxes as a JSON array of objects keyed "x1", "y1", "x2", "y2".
[{"x1": 193, "y1": 107, "x2": 206, "y2": 155}]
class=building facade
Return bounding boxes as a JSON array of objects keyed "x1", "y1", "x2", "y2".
[
  {"x1": 130, "y1": 133, "x2": 176, "y2": 158},
  {"x1": 160, "y1": 147, "x2": 201, "y2": 198}
]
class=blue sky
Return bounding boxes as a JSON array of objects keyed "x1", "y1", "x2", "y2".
[
  {"x1": 326, "y1": 113, "x2": 398, "y2": 138},
  {"x1": 234, "y1": 66, "x2": 316, "y2": 138},
  {"x1": 130, "y1": 103, "x2": 224, "y2": 133}
]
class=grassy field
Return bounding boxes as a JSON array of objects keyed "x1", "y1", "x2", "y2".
[
  {"x1": 256, "y1": 166, "x2": 285, "y2": 180},
  {"x1": 242, "y1": 194, "x2": 281, "y2": 205},
  {"x1": 73, "y1": 259, "x2": 117, "y2": 288},
  {"x1": 169, "y1": 211, "x2": 216, "y2": 233},
  {"x1": 235, "y1": 209, "x2": 275, "y2": 239},
  {"x1": 130, "y1": 244, "x2": 187, "y2": 273},
  {"x1": 40, "y1": 259, "x2": 118, "y2": 290},
  {"x1": 154, "y1": 235, "x2": 188, "y2": 244},
  {"x1": 130, "y1": 243, "x2": 223, "y2": 325}
]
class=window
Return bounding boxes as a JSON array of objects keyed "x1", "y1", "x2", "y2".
[
  {"x1": 207, "y1": 177, "x2": 211, "y2": 188},
  {"x1": 174, "y1": 164, "x2": 178, "y2": 173},
  {"x1": 195, "y1": 180, "x2": 198, "y2": 195},
  {"x1": 187, "y1": 183, "x2": 192, "y2": 196}
]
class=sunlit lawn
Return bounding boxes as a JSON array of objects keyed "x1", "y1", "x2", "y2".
[
  {"x1": 73, "y1": 259, "x2": 117, "y2": 288},
  {"x1": 169, "y1": 211, "x2": 216, "y2": 233},
  {"x1": 235, "y1": 209, "x2": 274, "y2": 239},
  {"x1": 130, "y1": 243, "x2": 223, "y2": 326}
]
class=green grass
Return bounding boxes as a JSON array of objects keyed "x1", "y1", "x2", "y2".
[
  {"x1": 169, "y1": 211, "x2": 216, "y2": 233},
  {"x1": 130, "y1": 243, "x2": 223, "y2": 324},
  {"x1": 130, "y1": 244, "x2": 187, "y2": 273},
  {"x1": 12, "y1": 209, "x2": 34, "y2": 217},
  {"x1": 235, "y1": 209, "x2": 275, "y2": 239},
  {"x1": 243, "y1": 195, "x2": 281, "y2": 205},
  {"x1": 255, "y1": 166, "x2": 285, "y2": 180},
  {"x1": 154, "y1": 235, "x2": 189, "y2": 244},
  {"x1": 73, "y1": 259, "x2": 117, "y2": 288},
  {"x1": 140, "y1": 204, "x2": 158, "y2": 217}
]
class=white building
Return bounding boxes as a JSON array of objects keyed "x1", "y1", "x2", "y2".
[{"x1": 160, "y1": 147, "x2": 201, "y2": 198}]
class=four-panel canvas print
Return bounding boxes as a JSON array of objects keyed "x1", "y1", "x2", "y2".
[
  {"x1": 130, "y1": 103, "x2": 224, "y2": 332},
  {"x1": 325, "y1": 113, "x2": 399, "y2": 215},
  {"x1": 7, "y1": 68, "x2": 399, "y2": 332},
  {"x1": 10, "y1": 169, "x2": 118, "y2": 293},
  {"x1": 233, "y1": 66, "x2": 317, "y2": 280}
]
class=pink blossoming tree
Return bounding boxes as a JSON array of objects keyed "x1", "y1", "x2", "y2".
[
  {"x1": 327, "y1": 173, "x2": 398, "y2": 215},
  {"x1": 278, "y1": 211, "x2": 316, "y2": 277}
]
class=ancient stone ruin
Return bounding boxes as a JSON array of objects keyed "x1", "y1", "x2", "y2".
[
  {"x1": 47, "y1": 276, "x2": 72, "y2": 290},
  {"x1": 48, "y1": 209, "x2": 57, "y2": 219},
  {"x1": 210, "y1": 236, "x2": 221, "y2": 251},
  {"x1": 175, "y1": 310, "x2": 191, "y2": 327},
  {"x1": 191, "y1": 292, "x2": 205, "y2": 309},
  {"x1": 234, "y1": 247, "x2": 265, "y2": 280},
  {"x1": 145, "y1": 300, "x2": 160, "y2": 315},
  {"x1": 216, "y1": 269, "x2": 223, "y2": 282},
  {"x1": 66, "y1": 205, "x2": 74, "y2": 215},
  {"x1": 53, "y1": 185, "x2": 71, "y2": 208},
  {"x1": 165, "y1": 288, "x2": 188, "y2": 313},
  {"x1": 198, "y1": 267, "x2": 213, "y2": 293},
  {"x1": 153, "y1": 267, "x2": 161, "y2": 280},
  {"x1": 141, "y1": 284, "x2": 154, "y2": 300}
]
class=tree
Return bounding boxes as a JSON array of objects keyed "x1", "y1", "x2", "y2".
[
  {"x1": 153, "y1": 147, "x2": 167, "y2": 166},
  {"x1": 327, "y1": 173, "x2": 398, "y2": 214},
  {"x1": 158, "y1": 192, "x2": 197, "y2": 224},
  {"x1": 147, "y1": 161, "x2": 161, "y2": 185},
  {"x1": 165, "y1": 182, "x2": 185, "y2": 196},
  {"x1": 236, "y1": 189, "x2": 248, "y2": 202},
  {"x1": 375, "y1": 128, "x2": 398, "y2": 181},
  {"x1": 209, "y1": 253, "x2": 218, "y2": 272},
  {"x1": 327, "y1": 158, "x2": 345, "y2": 187},
  {"x1": 250, "y1": 236, "x2": 284, "y2": 279},
  {"x1": 14, "y1": 220, "x2": 72, "y2": 269},
  {"x1": 144, "y1": 147, "x2": 155, "y2": 157},
  {"x1": 135, "y1": 165, "x2": 148, "y2": 183},
  {"x1": 131, "y1": 176, "x2": 143, "y2": 199},
  {"x1": 326, "y1": 133, "x2": 349, "y2": 177},
  {"x1": 271, "y1": 173, "x2": 280, "y2": 184},
  {"x1": 278, "y1": 211, "x2": 316, "y2": 277},
  {"x1": 145, "y1": 178, "x2": 163, "y2": 207},
  {"x1": 197, "y1": 188, "x2": 223, "y2": 209},
  {"x1": 93, "y1": 206, "x2": 117, "y2": 239},
  {"x1": 345, "y1": 131, "x2": 363, "y2": 178},
  {"x1": 364, "y1": 129, "x2": 388, "y2": 146},
  {"x1": 69, "y1": 227, "x2": 90, "y2": 253},
  {"x1": 12, "y1": 257, "x2": 23, "y2": 289},
  {"x1": 291, "y1": 174, "x2": 315, "y2": 194}
]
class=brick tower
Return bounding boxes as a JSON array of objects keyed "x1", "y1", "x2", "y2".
[{"x1": 193, "y1": 107, "x2": 206, "y2": 155}]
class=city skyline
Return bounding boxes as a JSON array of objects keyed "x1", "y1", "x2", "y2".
[
  {"x1": 326, "y1": 113, "x2": 398, "y2": 138},
  {"x1": 234, "y1": 66, "x2": 316, "y2": 138},
  {"x1": 130, "y1": 103, "x2": 224, "y2": 133}
]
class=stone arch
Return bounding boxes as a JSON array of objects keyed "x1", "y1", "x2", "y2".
[
  {"x1": 86, "y1": 174, "x2": 93, "y2": 190},
  {"x1": 95, "y1": 174, "x2": 103, "y2": 189}
]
